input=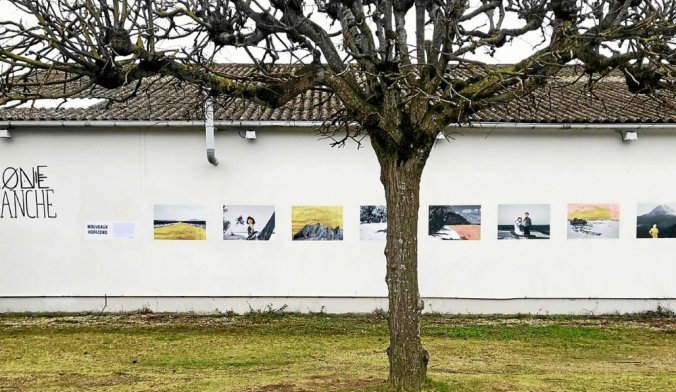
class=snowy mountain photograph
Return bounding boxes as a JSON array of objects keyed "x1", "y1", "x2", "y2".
[
  {"x1": 637, "y1": 203, "x2": 676, "y2": 238},
  {"x1": 292, "y1": 206, "x2": 343, "y2": 241}
]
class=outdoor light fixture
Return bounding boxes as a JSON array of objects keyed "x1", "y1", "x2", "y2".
[
  {"x1": 0, "y1": 129, "x2": 11, "y2": 138},
  {"x1": 245, "y1": 130, "x2": 256, "y2": 140},
  {"x1": 619, "y1": 130, "x2": 639, "y2": 142}
]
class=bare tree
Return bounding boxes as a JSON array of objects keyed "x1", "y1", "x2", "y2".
[{"x1": 1, "y1": 1, "x2": 675, "y2": 390}]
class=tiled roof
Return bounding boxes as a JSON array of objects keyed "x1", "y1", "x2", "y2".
[{"x1": 1, "y1": 64, "x2": 675, "y2": 124}]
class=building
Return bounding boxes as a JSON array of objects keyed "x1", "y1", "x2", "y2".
[{"x1": 1, "y1": 65, "x2": 675, "y2": 314}]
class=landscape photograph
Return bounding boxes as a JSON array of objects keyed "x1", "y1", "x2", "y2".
[
  {"x1": 292, "y1": 206, "x2": 343, "y2": 241},
  {"x1": 497, "y1": 204, "x2": 550, "y2": 240},
  {"x1": 153, "y1": 205, "x2": 206, "y2": 240},
  {"x1": 428, "y1": 205, "x2": 481, "y2": 240},
  {"x1": 636, "y1": 203, "x2": 676, "y2": 239},
  {"x1": 360, "y1": 205, "x2": 387, "y2": 240},
  {"x1": 567, "y1": 204, "x2": 620, "y2": 239},
  {"x1": 223, "y1": 205, "x2": 275, "y2": 240}
]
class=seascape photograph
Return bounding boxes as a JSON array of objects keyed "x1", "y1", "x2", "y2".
[
  {"x1": 223, "y1": 205, "x2": 275, "y2": 240},
  {"x1": 567, "y1": 204, "x2": 620, "y2": 239},
  {"x1": 497, "y1": 204, "x2": 550, "y2": 240},
  {"x1": 153, "y1": 205, "x2": 207, "y2": 240},
  {"x1": 360, "y1": 205, "x2": 387, "y2": 240},
  {"x1": 292, "y1": 206, "x2": 343, "y2": 241},
  {"x1": 428, "y1": 205, "x2": 481, "y2": 240},
  {"x1": 636, "y1": 203, "x2": 676, "y2": 239}
]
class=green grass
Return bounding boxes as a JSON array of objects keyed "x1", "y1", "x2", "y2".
[{"x1": 0, "y1": 313, "x2": 674, "y2": 391}]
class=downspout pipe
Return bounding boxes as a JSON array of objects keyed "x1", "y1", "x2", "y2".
[{"x1": 204, "y1": 97, "x2": 218, "y2": 166}]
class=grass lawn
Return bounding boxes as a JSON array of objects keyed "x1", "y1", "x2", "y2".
[{"x1": 0, "y1": 312, "x2": 674, "y2": 391}]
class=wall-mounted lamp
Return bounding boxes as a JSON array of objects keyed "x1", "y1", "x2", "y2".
[
  {"x1": 245, "y1": 130, "x2": 256, "y2": 140},
  {"x1": 0, "y1": 129, "x2": 11, "y2": 138},
  {"x1": 619, "y1": 130, "x2": 638, "y2": 142}
]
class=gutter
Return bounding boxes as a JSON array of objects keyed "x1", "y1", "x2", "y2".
[
  {"x1": 461, "y1": 122, "x2": 676, "y2": 130},
  {"x1": 1, "y1": 120, "x2": 675, "y2": 130},
  {"x1": 0, "y1": 120, "x2": 327, "y2": 128}
]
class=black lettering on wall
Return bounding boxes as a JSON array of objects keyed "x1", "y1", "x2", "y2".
[{"x1": 1, "y1": 165, "x2": 57, "y2": 219}]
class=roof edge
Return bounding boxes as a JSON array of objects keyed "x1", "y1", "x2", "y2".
[
  {"x1": 460, "y1": 122, "x2": 676, "y2": 130},
  {"x1": 1, "y1": 120, "x2": 675, "y2": 130},
  {"x1": 0, "y1": 120, "x2": 326, "y2": 128}
]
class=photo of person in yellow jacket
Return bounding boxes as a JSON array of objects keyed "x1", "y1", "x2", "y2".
[{"x1": 649, "y1": 224, "x2": 659, "y2": 238}]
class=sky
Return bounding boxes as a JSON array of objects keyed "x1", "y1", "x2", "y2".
[
  {"x1": 568, "y1": 203, "x2": 620, "y2": 220},
  {"x1": 0, "y1": 0, "x2": 542, "y2": 66},
  {"x1": 454, "y1": 205, "x2": 481, "y2": 214},
  {"x1": 450, "y1": 205, "x2": 481, "y2": 223},
  {"x1": 154, "y1": 205, "x2": 206, "y2": 221},
  {"x1": 498, "y1": 204, "x2": 550, "y2": 225},
  {"x1": 223, "y1": 205, "x2": 275, "y2": 226},
  {"x1": 637, "y1": 203, "x2": 676, "y2": 216}
]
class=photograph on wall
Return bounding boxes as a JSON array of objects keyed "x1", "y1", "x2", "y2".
[
  {"x1": 153, "y1": 205, "x2": 206, "y2": 240},
  {"x1": 567, "y1": 204, "x2": 620, "y2": 239},
  {"x1": 360, "y1": 205, "x2": 387, "y2": 240},
  {"x1": 636, "y1": 203, "x2": 676, "y2": 239},
  {"x1": 223, "y1": 205, "x2": 275, "y2": 240},
  {"x1": 292, "y1": 206, "x2": 343, "y2": 241},
  {"x1": 428, "y1": 205, "x2": 481, "y2": 240},
  {"x1": 497, "y1": 204, "x2": 550, "y2": 240}
]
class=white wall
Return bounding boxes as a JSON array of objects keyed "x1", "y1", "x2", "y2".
[{"x1": 1, "y1": 126, "x2": 675, "y2": 313}]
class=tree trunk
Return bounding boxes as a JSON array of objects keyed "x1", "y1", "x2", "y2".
[{"x1": 373, "y1": 138, "x2": 431, "y2": 391}]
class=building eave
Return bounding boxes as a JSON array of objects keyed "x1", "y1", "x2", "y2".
[{"x1": 1, "y1": 119, "x2": 675, "y2": 131}]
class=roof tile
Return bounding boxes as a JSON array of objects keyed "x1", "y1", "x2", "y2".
[{"x1": 1, "y1": 64, "x2": 675, "y2": 124}]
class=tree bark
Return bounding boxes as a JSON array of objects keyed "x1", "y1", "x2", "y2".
[{"x1": 372, "y1": 135, "x2": 432, "y2": 391}]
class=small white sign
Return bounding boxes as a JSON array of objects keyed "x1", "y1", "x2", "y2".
[
  {"x1": 86, "y1": 222, "x2": 136, "y2": 240},
  {"x1": 111, "y1": 222, "x2": 136, "y2": 239}
]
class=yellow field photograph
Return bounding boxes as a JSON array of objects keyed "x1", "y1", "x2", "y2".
[
  {"x1": 153, "y1": 222, "x2": 206, "y2": 240},
  {"x1": 153, "y1": 205, "x2": 207, "y2": 241},
  {"x1": 292, "y1": 206, "x2": 343, "y2": 241}
]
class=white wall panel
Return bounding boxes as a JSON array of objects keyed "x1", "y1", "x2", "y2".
[{"x1": 1, "y1": 127, "x2": 675, "y2": 311}]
